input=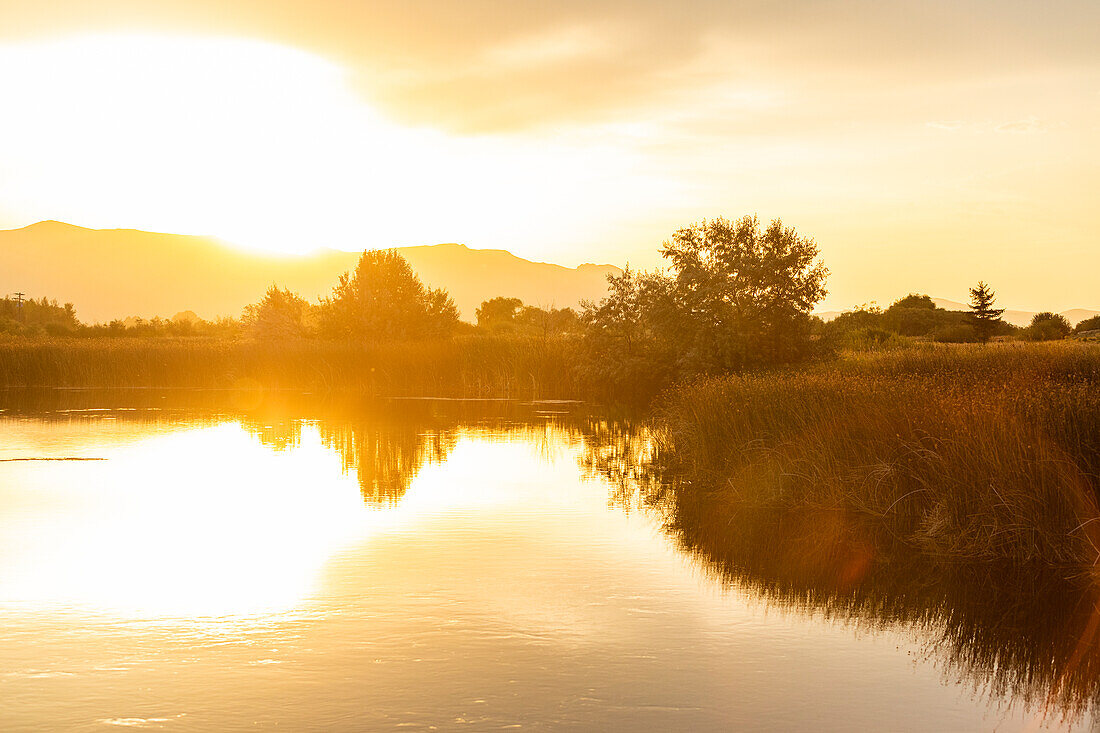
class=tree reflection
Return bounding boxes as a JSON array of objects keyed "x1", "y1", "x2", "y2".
[
  {"x1": 240, "y1": 398, "x2": 463, "y2": 504},
  {"x1": 320, "y1": 420, "x2": 456, "y2": 503},
  {"x1": 579, "y1": 420, "x2": 1100, "y2": 723},
  {"x1": 8, "y1": 389, "x2": 1098, "y2": 722}
]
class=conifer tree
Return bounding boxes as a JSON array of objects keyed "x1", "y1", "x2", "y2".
[{"x1": 968, "y1": 281, "x2": 1005, "y2": 343}]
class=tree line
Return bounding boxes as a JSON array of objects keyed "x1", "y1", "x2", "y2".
[
  {"x1": 4, "y1": 215, "x2": 1095, "y2": 373},
  {"x1": 824, "y1": 288, "x2": 1095, "y2": 347}
]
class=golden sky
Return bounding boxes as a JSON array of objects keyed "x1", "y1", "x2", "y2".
[{"x1": 0, "y1": 0, "x2": 1096, "y2": 310}]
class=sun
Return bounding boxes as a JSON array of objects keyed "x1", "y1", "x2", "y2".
[
  {"x1": 0, "y1": 32, "x2": 655, "y2": 259},
  {"x1": 0, "y1": 34, "x2": 413, "y2": 253}
]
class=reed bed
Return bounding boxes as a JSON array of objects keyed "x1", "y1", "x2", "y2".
[
  {"x1": 0, "y1": 335, "x2": 583, "y2": 398},
  {"x1": 655, "y1": 341, "x2": 1100, "y2": 565}
]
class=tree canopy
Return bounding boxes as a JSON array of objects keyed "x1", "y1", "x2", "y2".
[
  {"x1": 243, "y1": 285, "x2": 315, "y2": 340},
  {"x1": 476, "y1": 297, "x2": 524, "y2": 329},
  {"x1": 580, "y1": 216, "x2": 828, "y2": 391},
  {"x1": 320, "y1": 250, "x2": 459, "y2": 340},
  {"x1": 1025, "y1": 312, "x2": 1072, "y2": 341}
]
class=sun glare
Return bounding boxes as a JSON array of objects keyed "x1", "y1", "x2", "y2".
[{"x1": 0, "y1": 33, "x2": 655, "y2": 257}]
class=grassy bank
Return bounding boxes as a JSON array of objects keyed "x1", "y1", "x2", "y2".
[
  {"x1": 0, "y1": 335, "x2": 583, "y2": 397},
  {"x1": 653, "y1": 342, "x2": 1100, "y2": 565}
]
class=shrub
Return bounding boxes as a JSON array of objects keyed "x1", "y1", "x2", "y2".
[
  {"x1": 1075, "y1": 315, "x2": 1100, "y2": 335},
  {"x1": 931, "y1": 324, "x2": 977, "y2": 343},
  {"x1": 1025, "y1": 312, "x2": 1072, "y2": 341}
]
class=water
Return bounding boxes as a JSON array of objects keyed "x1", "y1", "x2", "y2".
[{"x1": 0, "y1": 392, "x2": 1096, "y2": 731}]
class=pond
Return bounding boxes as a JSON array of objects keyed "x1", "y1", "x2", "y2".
[{"x1": 0, "y1": 391, "x2": 1096, "y2": 731}]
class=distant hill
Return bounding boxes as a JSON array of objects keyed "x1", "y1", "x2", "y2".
[
  {"x1": 817, "y1": 297, "x2": 1098, "y2": 328},
  {"x1": 0, "y1": 221, "x2": 621, "y2": 323},
  {"x1": 929, "y1": 298, "x2": 1097, "y2": 328}
]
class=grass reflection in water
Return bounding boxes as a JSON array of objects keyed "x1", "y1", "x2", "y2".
[{"x1": 5, "y1": 390, "x2": 1100, "y2": 724}]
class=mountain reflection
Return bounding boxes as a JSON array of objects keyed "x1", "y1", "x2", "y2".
[{"x1": 580, "y1": 420, "x2": 1100, "y2": 722}]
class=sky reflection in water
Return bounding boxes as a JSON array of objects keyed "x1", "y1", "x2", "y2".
[{"x1": 0, "y1": 398, "x2": 1094, "y2": 731}]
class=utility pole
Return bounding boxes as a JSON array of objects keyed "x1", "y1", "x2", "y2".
[{"x1": 11, "y1": 292, "x2": 25, "y2": 323}]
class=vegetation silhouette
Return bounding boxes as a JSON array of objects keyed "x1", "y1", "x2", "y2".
[
  {"x1": 476, "y1": 296, "x2": 579, "y2": 338},
  {"x1": 0, "y1": 216, "x2": 1095, "y2": 417},
  {"x1": 0, "y1": 296, "x2": 79, "y2": 336},
  {"x1": 1076, "y1": 315, "x2": 1100, "y2": 335},
  {"x1": 319, "y1": 249, "x2": 459, "y2": 341},
  {"x1": 243, "y1": 285, "x2": 317, "y2": 341},
  {"x1": 824, "y1": 291, "x2": 1018, "y2": 348},
  {"x1": 579, "y1": 216, "x2": 828, "y2": 397},
  {"x1": 635, "y1": 343, "x2": 1100, "y2": 565},
  {"x1": 1026, "y1": 311, "x2": 1074, "y2": 341},
  {"x1": 7, "y1": 389, "x2": 1100, "y2": 722},
  {"x1": 967, "y1": 281, "x2": 1005, "y2": 343}
]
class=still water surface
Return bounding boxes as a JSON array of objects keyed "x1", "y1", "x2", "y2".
[{"x1": 0, "y1": 394, "x2": 1096, "y2": 731}]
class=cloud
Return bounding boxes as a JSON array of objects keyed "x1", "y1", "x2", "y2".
[
  {"x1": 482, "y1": 24, "x2": 615, "y2": 70},
  {"x1": 995, "y1": 117, "x2": 1048, "y2": 133},
  {"x1": 926, "y1": 118, "x2": 1052, "y2": 134},
  {"x1": 1, "y1": 0, "x2": 1098, "y2": 133},
  {"x1": 927, "y1": 121, "x2": 967, "y2": 131}
]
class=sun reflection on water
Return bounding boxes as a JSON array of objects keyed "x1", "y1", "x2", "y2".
[
  {"x1": 0, "y1": 419, "x2": 594, "y2": 619},
  {"x1": 2, "y1": 405, "x2": 1098, "y2": 730},
  {"x1": 0, "y1": 422, "x2": 382, "y2": 617}
]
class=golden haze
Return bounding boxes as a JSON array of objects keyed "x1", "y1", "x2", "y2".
[{"x1": 0, "y1": 2, "x2": 1096, "y2": 311}]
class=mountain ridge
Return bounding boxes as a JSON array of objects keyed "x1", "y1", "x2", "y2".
[
  {"x1": 0, "y1": 221, "x2": 622, "y2": 323},
  {"x1": 3, "y1": 220, "x2": 1094, "y2": 328}
]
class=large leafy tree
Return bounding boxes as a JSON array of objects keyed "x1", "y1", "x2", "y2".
[
  {"x1": 967, "y1": 281, "x2": 1005, "y2": 343},
  {"x1": 581, "y1": 216, "x2": 828, "y2": 391},
  {"x1": 660, "y1": 216, "x2": 828, "y2": 368},
  {"x1": 320, "y1": 250, "x2": 459, "y2": 340}
]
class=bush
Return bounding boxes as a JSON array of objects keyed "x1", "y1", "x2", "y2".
[
  {"x1": 834, "y1": 327, "x2": 906, "y2": 352},
  {"x1": 1025, "y1": 312, "x2": 1072, "y2": 341},
  {"x1": 931, "y1": 324, "x2": 977, "y2": 343},
  {"x1": 1075, "y1": 315, "x2": 1100, "y2": 335}
]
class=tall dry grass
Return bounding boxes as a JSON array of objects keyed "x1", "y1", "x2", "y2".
[
  {"x1": 0, "y1": 335, "x2": 583, "y2": 398},
  {"x1": 654, "y1": 341, "x2": 1100, "y2": 564}
]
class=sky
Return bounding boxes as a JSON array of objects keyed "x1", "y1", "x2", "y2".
[{"x1": 0, "y1": 0, "x2": 1096, "y2": 311}]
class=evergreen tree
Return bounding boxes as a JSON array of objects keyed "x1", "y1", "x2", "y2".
[{"x1": 968, "y1": 281, "x2": 1005, "y2": 343}]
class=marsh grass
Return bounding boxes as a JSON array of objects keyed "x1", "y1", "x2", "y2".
[
  {"x1": 0, "y1": 335, "x2": 581, "y2": 397},
  {"x1": 654, "y1": 342, "x2": 1100, "y2": 564}
]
